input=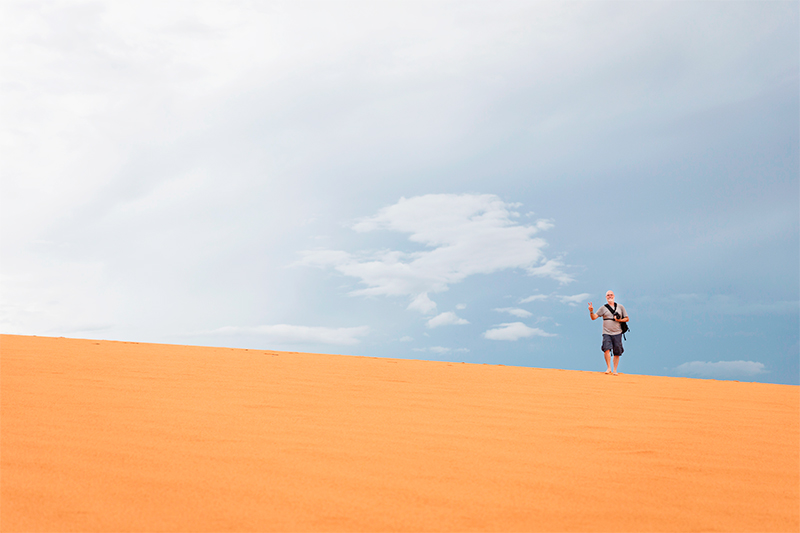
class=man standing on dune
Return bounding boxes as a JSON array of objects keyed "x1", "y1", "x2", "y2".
[{"x1": 588, "y1": 291, "x2": 629, "y2": 375}]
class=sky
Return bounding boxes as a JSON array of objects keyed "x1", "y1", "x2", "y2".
[{"x1": 1, "y1": 1, "x2": 798, "y2": 385}]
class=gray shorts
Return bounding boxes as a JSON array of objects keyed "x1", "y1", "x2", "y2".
[{"x1": 602, "y1": 334, "x2": 624, "y2": 356}]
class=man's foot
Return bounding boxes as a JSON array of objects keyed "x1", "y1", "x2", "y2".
[
  {"x1": 604, "y1": 369, "x2": 612, "y2": 374},
  {"x1": 612, "y1": 372, "x2": 619, "y2": 376}
]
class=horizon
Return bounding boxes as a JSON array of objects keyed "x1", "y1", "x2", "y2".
[{"x1": 3, "y1": 333, "x2": 796, "y2": 387}]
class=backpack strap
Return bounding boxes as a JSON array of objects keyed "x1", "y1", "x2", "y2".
[
  {"x1": 603, "y1": 303, "x2": 617, "y2": 320},
  {"x1": 606, "y1": 303, "x2": 628, "y2": 339}
]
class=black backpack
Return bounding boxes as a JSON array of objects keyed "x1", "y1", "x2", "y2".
[{"x1": 605, "y1": 303, "x2": 629, "y2": 339}]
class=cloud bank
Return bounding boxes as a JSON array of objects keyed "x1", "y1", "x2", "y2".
[
  {"x1": 483, "y1": 322, "x2": 555, "y2": 341},
  {"x1": 519, "y1": 293, "x2": 592, "y2": 305},
  {"x1": 675, "y1": 360, "x2": 767, "y2": 380},
  {"x1": 413, "y1": 346, "x2": 469, "y2": 354},
  {"x1": 205, "y1": 325, "x2": 370, "y2": 346}
]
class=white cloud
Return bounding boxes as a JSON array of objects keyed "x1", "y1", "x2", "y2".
[
  {"x1": 675, "y1": 360, "x2": 767, "y2": 379},
  {"x1": 527, "y1": 259, "x2": 573, "y2": 284},
  {"x1": 482, "y1": 322, "x2": 555, "y2": 341},
  {"x1": 426, "y1": 311, "x2": 469, "y2": 329},
  {"x1": 455, "y1": 303, "x2": 467, "y2": 310},
  {"x1": 205, "y1": 325, "x2": 369, "y2": 346},
  {"x1": 413, "y1": 346, "x2": 469, "y2": 354},
  {"x1": 300, "y1": 194, "x2": 571, "y2": 310},
  {"x1": 518, "y1": 293, "x2": 591, "y2": 306},
  {"x1": 407, "y1": 292, "x2": 437, "y2": 314},
  {"x1": 558, "y1": 293, "x2": 592, "y2": 306},
  {"x1": 429, "y1": 346, "x2": 452, "y2": 354},
  {"x1": 520, "y1": 294, "x2": 549, "y2": 303},
  {"x1": 399, "y1": 336, "x2": 413, "y2": 342},
  {"x1": 494, "y1": 307, "x2": 533, "y2": 318}
]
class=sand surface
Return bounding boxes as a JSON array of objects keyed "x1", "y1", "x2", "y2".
[{"x1": 1, "y1": 335, "x2": 797, "y2": 532}]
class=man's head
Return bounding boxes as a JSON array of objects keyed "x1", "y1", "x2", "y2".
[{"x1": 606, "y1": 291, "x2": 615, "y2": 304}]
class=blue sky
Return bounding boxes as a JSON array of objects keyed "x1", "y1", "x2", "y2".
[{"x1": 1, "y1": 1, "x2": 797, "y2": 384}]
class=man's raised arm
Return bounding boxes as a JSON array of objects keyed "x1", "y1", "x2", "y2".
[{"x1": 588, "y1": 302, "x2": 598, "y2": 320}]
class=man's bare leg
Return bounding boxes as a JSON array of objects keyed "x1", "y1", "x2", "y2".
[
  {"x1": 604, "y1": 350, "x2": 612, "y2": 373},
  {"x1": 613, "y1": 355, "x2": 620, "y2": 375}
]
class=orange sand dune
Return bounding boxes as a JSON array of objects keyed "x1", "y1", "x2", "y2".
[{"x1": 1, "y1": 335, "x2": 797, "y2": 532}]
